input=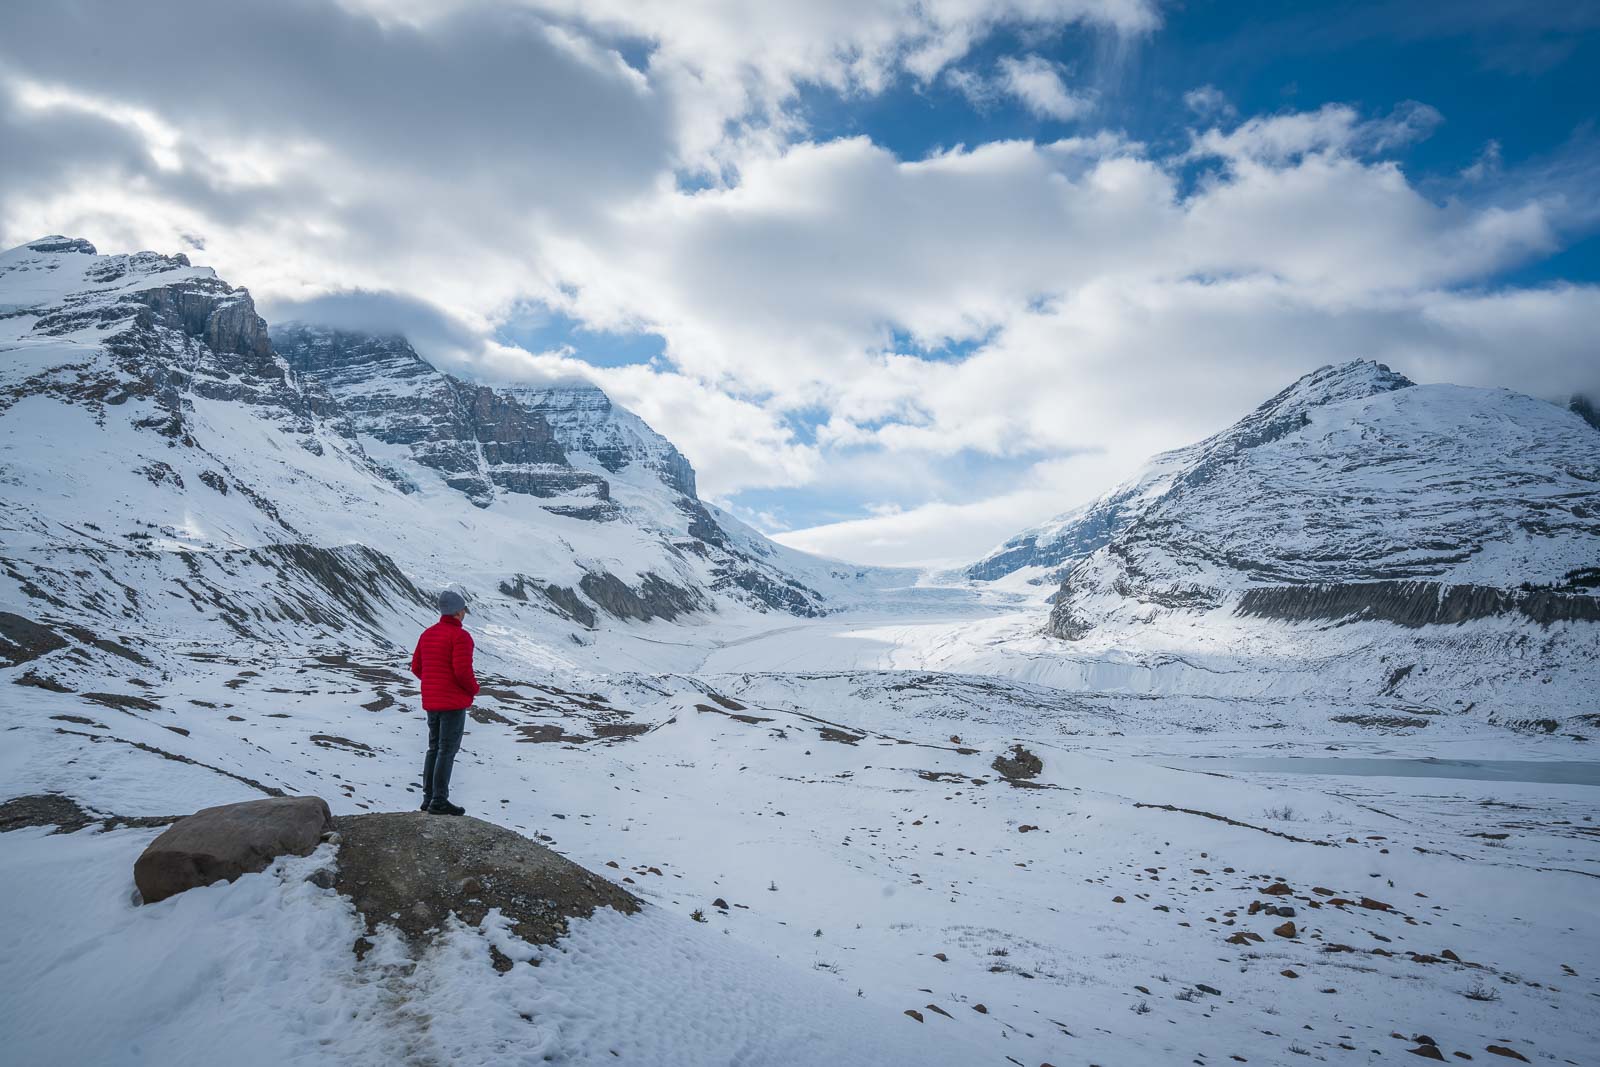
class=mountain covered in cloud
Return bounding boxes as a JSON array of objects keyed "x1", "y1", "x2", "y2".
[{"x1": 0, "y1": 235, "x2": 872, "y2": 669}]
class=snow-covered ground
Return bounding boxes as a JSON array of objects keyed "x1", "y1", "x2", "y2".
[{"x1": 4, "y1": 596, "x2": 1596, "y2": 1066}]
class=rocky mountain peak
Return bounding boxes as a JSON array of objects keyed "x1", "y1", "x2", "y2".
[
  {"x1": 25, "y1": 235, "x2": 98, "y2": 255},
  {"x1": 271, "y1": 323, "x2": 607, "y2": 510},
  {"x1": 509, "y1": 381, "x2": 699, "y2": 499}
]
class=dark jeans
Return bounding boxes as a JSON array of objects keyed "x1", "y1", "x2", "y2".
[{"x1": 422, "y1": 709, "x2": 466, "y2": 805}]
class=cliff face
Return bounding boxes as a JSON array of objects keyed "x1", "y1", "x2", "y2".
[
  {"x1": 273, "y1": 326, "x2": 608, "y2": 509},
  {"x1": 510, "y1": 383, "x2": 698, "y2": 499}
]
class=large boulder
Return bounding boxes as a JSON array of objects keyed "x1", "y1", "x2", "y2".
[
  {"x1": 134, "y1": 796, "x2": 332, "y2": 903},
  {"x1": 332, "y1": 812, "x2": 640, "y2": 947}
]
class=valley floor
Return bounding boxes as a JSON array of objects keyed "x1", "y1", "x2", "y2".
[{"x1": 3, "y1": 587, "x2": 1597, "y2": 1066}]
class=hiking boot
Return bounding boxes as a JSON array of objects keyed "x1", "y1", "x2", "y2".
[
  {"x1": 418, "y1": 799, "x2": 432, "y2": 811},
  {"x1": 427, "y1": 799, "x2": 465, "y2": 816}
]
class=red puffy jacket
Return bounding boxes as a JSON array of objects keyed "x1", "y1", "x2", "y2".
[{"x1": 410, "y1": 615, "x2": 479, "y2": 712}]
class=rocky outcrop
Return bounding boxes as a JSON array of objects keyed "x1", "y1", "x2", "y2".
[
  {"x1": 0, "y1": 611, "x2": 68, "y2": 666},
  {"x1": 24, "y1": 235, "x2": 97, "y2": 255},
  {"x1": 331, "y1": 811, "x2": 639, "y2": 946},
  {"x1": 1572, "y1": 394, "x2": 1600, "y2": 432},
  {"x1": 0, "y1": 794, "x2": 173, "y2": 834},
  {"x1": 498, "y1": 574, "x2": 598, "y2": 628},
  {"x1": 710, "y1": 564, "x2": 825, "y2": 618},
  {"x1": 6, "y1": 542, "x2": 433, "y2": 645},
  {"x1": 134, "y1": 796, "x2": 332, "y2": 904},
  {"x1": 1236, "y1": 581, "x2": 1600, "y2": 627},
  {"x1": 992, "y1": 744, "x2": 1043, "y2": 782},
  {"x1": 579, "y1": 570, "x2": 707, "y2": 622}
]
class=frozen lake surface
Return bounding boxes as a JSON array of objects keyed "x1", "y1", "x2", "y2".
[{"x1": 1164, "y1": 755, "x2": 1600, "y2": 786}]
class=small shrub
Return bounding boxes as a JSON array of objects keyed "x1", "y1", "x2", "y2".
[
  {"x1": 690, "y1": 909, "x2": 707, "y2": 923},
  {"x1": 1263, "y1": 804, "x2": 1297, "y2": 821},
  {"x1": 1130, "y1": 1000, "x2": 1151, "y2": 1015},
  {"x1": 1463, "y1": 981, "x2": 1501, "y2": 1002}
]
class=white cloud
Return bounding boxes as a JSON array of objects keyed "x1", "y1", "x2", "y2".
[
  {"x1": 1188, "y1": 101, "x2": 1443, "y2": 164},
  {"x1": 1182, "y1": 84, "x2": 1234, "y2": 119},
  {"x1": 996, "y1": 54, "x2": 1094, "y2": 120}
]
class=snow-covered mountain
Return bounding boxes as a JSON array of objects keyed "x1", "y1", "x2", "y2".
[
  {"x1": 1032, "y1": 361, "x2": 1598, "y2": 634},
  {"x1": 0, "y1": 235, "x2": 867, "y2": 675},
  {"x1": 973, "y1": 361, "x2": 1600, "y2": 601},
  {"x1": 960, "y1": 360, "x2": 1600, "y2": 724}
]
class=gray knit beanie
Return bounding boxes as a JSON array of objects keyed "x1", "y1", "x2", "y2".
[{"x1": 438, "y1": 589, "x2": 468, "y2": 615}]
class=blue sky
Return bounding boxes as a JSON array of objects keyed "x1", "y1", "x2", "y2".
[
  {"x1": 486, "y1": 1, "x2": 1600, "y2": 548},
  {"x1": 3, "y1": 0, "x2": 1596, "y2": 564}
]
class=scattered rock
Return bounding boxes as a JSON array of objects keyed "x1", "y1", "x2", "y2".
[
  {"x1": 1262, "y1": 882, "x2": 1294, "y2": 896},
  {"x1": 1408, "y1": 1046, "x2": 1446, "y2": 1061},
  {"x1": 972, "y1": 1004, "x2": 988, "y2": 1014},
  {"x1": 1196, "y1": 984, "x2": 1222, "y2": 996},
  {"x1": 933, "y1": 952, "x2": 948, "y2": 962},
  {"x1": 1484, "y1": 1047, "x2": 1529, "y2": 1062},
  {"x1": 1273, "y1": 921, "x2": 1298, "y2": 938},
  {"x1": 713, "y1": 897, "x2": 729, "y2": 910},
  {"x1": 1113, "y1": 895, "x2": 1126, "y2": 903},
  {"x1": 904, "y1": 1009, "x2": 924, "y2": 1023},
  {"x1": 134, "y1": 796, "x2": 332, "y2": 904},
  {"x1": 1280, "y1": 969, "x2": 1299, "y2": 978},
  {"x1": 1441, "y1": 949, "x2": 1461, "y2": 962}
]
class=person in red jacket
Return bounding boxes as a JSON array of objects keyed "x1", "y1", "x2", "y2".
[{"x1": 410, "y1": 589, "x2": 479, "y2": 816}]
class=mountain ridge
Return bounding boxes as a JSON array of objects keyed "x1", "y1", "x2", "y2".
[{"x1": 0, "y1": 235, "x2": 850, "y2": 664}]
